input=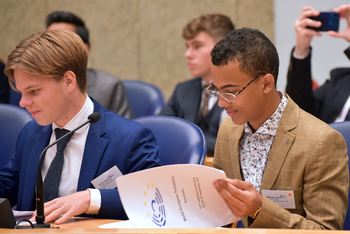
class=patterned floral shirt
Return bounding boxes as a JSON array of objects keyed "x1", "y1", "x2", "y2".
[{"x1": 239, "y1": 92, "x2": 288, "y2": 191}]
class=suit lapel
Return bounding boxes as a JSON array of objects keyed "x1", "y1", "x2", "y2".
[
  {"x1": 229, "y1": 124, "x2": 244, "y2": 180},
  {"x1": 187, "y1": 78, "x2": 203, "y2": 124},
  {"x1": 260, "y1": 96, "x2": 298, "y2": 191},
  {"x1": 77, "y1": 101, "x2": 108, "y2": 191},
  {"x1": 20, "y1": 125, "x2": 52, "y2": 209}
]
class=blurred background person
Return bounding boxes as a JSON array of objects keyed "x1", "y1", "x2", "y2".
[
  {"x1": 286, "y1": 5, "x2": 350, "y2": 123},
  {"x1": 46, "y1": 11, "x2": 134, "y2": 119},
  {"x1": 159, "y1": 13, "x2": 234, "y2": 155}
]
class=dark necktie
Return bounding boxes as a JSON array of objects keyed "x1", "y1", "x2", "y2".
[
  {"x1": 44, "y1": 128, "x2": 72, "y2": 202},
  {"x1": 201, "y1": 86, "x2": 210, "y2": 118}
]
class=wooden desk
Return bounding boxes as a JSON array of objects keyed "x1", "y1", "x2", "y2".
[{"x1": 1, "y1": 218, "x2": 350, "y2": 233}]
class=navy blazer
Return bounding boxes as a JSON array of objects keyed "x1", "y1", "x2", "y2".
[
  {"x1": 286, "y1": 47, "x2": 350, "y2": 123},
  {"x1": 0, "y1": 98, "x2": 161, "y2": 220},
  {"x1": 159, "y1": 78, "x2": 223, "y2": 153}
]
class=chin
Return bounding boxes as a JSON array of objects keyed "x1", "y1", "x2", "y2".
[{"x1": 230, "y1": 117, "x2": 246, "y2": 126}]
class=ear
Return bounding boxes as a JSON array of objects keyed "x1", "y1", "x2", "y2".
[
  {"x1": 84, "y1": 43, "x2": 90, "y2": 53},
  {"x1": 261, "y1": 74, "x2": 275, "y2": 94},
  {"x1": 62, "y1": 71, "x2": 77, "y2": 93}
]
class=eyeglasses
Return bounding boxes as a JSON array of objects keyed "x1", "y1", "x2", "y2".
[{"x1": 205, "y1": 73, "x2": 265, "y2": 103}]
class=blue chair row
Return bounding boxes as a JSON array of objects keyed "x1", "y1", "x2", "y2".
[
  {"x1": 122, "y1": 80, "x2": 165, "y2": 118},
  {"x1": 134, "y1": 115, "x2": 206, "y2": 165},
  {"x1": 329, "y1": 121, "x2": 350, "y2": 230}
]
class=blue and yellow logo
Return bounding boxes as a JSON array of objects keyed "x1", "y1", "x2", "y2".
[{"x1": 144, "y1": 183, "x2": 166, "y2": 227}]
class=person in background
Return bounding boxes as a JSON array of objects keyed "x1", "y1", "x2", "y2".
[
  {"x1": 210, "y1": 28, "x2": 348, "y2": 229},
  {"x1": 46, "y1": 11, "x2": 134, "y2": 119},
  {"x1": 1, "y1": 30, "x2": 161, "y2": 224},
  {"x1": 0, "y1": 58, "x2": 10, "y2": 103},
  {"x1": 286, "y1": 5, "x2": 350, "y2": 123},
  {"x1": 159, "y1": 14, "x2": 234, "y2": 154}
]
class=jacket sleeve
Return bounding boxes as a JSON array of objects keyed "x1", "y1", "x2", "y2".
[
  {"x1": 110, "y1": 81, "x2": 135, "y2": 119},
  {"x1": 285, "y1": 47, "x2": 326, "y2": 118},
  {"x1": 96, "y1": 126, "x2": 161, "y2": 219}
]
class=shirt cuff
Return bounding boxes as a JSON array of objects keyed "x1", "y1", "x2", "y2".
[
  {"x1": 293, "y1": 50, "x2": 308, "y2": 60},
  {"x1": 86, "y1": 188, "x2": 101, "y2": 215}
]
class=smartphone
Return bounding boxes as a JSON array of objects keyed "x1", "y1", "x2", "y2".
[{"x1": 307, "y1": 12, "x2": 340, "y2": 32}]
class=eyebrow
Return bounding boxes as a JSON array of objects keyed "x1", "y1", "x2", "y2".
[
  {"x1": 21, "y1": 85, "x2": 39, "y2": 92},
  {"x1": 218, "y1": 84, "x2": 240, "y2": 90}
]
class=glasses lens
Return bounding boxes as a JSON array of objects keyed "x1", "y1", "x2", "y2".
[{"x1": 221, "y1": 93, "x2": 236, "y2": 102}]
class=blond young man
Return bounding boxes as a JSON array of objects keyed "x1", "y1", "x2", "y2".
[{"x1": 1, "y1": 30, "x2": 161, "y2": 224}]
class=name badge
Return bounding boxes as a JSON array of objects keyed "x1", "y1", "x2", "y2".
[
  {"x1": 91, "y1": 165, "x2": 123, "y2": 189},
  {"x1": 261, "y1": 190, "x2": 296, "y2": 209}
]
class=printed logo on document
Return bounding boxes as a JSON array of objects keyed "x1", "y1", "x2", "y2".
[{"x1": 144, "y1": 183, "x2": 166, "y2": 227}]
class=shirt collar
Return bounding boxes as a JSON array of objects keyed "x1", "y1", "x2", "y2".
[
  {"x1": 244, "y1": 91, "x2": 288, "y2": 136},
  {"x1": 201, "y1": 79, "x2": 211, "y2": 89},
  {"x1": 52, "y1": 95, "x2": 94, "y2": 134}
]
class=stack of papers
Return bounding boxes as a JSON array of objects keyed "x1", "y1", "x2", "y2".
[{"x1": 100, "y1": 164, "x2": 239, "y2": 229}]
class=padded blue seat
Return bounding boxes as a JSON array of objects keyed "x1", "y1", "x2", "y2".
[
  {"x1": 0, "y1": 104, "x2": 32, "y2": 168},
  {"x1": 122, "y1": 80, "x2": 165, "y2": 118},
  {"x1": 134, "y1": 115, "x2": 206, "y2": 165},
  {"x1": 329, "y1": 121, "x2": 350, "y2": 230}
]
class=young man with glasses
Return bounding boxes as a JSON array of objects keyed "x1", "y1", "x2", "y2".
[
  {"x1": 210, "y1": 28, "x2": 348, "y2": 229},
  {"x1": 159, "y1": 14, "x2": 234, "y2": 154}
]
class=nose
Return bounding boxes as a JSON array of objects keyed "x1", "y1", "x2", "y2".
[
  {"x1": 217, "y1": 95, "x2": 230, "y2": 108},
  {"x1": 184, "y1": 47, "x2": 193, "y2": 59},
  {"x1": 19, "y1": 94, "x2": 32, "y2": 108}
]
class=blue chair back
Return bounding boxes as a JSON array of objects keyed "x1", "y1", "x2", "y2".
[
  {"x1": 134, "y1": 115, "x2": 206, "y2": 165},
  {"x1": 0, "y1": 104, "x2": 32, "y2": 168},
  {"x1": 122, "y1": 80, "x2": 165, "y2": 118},
  {"x1": 329, "y1": 121, "x2": 350, "y2": 230}
]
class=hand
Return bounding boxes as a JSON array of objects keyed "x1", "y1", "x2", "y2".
[
  {"x1": 30, "y1": 190, "x2": 91, "y2": 224},
  {"x1": 294, "y1": 6, "x2": 322, "y2": 57},
  {"x1": 213, "y1": 179, "x2": 263, "y2": 218},
  {"x1": 327, "y1": 5, "x2": 350, "y2": 42}
]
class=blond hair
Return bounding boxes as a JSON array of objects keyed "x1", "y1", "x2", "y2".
[
  {"x1": 5, "y1": 30, "x2": 88, "y2": 92},
  {"x1": 182, "y1": 14, "x2": 234, "y2": 42}
]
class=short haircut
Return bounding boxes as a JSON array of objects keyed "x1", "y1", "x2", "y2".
[
  {"x1": 46, "y1": 11, "x2": 90, "y2": 46},
  {"x1": 182, "y1": 13, "x2": 234, "y2": 42},
  {"x1": 5, "y1": 30, "x2": 88, "y2": 93},
  {"x1": 211, "y1": 28, "x2": 279, "y2": 84}
]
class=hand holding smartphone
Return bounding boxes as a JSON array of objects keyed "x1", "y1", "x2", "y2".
[{"x1": 307, "y1": 12, "x2": 340, "y2": 32}]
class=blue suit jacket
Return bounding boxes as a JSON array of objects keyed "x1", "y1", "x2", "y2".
[
  {"x1": 159, "y1": 78, "x2": 223, "y2": 153},
  {"x1": 0, "y1": 98, "x2": 161, "y2": 220}
]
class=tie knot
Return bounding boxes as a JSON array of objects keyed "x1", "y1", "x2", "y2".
[{"x1": 54, "y1": 128, "x2": 73, "y2": 153}]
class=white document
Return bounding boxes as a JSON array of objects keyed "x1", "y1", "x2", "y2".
[{"x1": 116, "y1": 164, "x2": 239, "y2": 228}]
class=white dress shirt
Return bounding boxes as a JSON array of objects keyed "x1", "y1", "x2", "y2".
[{"x1": 42, "y1": 95, "x2": 100, "y2": 214}]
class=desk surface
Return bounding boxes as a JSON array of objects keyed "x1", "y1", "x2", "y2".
[{"x1": 1, "y1": 218, "x2": 350, "y2": 233}]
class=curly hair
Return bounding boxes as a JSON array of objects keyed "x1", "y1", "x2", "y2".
[{"x1": 211, "y1": 28, "x2": 279, "y2": 84}]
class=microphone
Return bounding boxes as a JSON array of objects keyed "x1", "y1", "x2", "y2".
[{"x1": 34, "y1": 112, "x2": 100, "y2": 228}]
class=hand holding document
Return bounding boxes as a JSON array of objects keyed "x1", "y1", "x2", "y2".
[{"x1": 114, "y1": 164, "x2": 239, "y2": 228}]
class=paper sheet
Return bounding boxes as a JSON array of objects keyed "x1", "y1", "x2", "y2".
[{"x1": 115, "y1": 164, "x2": 239, "y2": 228}]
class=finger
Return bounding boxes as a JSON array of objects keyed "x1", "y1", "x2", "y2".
[
  {"x1": 55, "y1": 213, "x2": 72, "y2": 225},
  {"x1": 299, "y1": 7, "x2": 319, "y2": 21},
  {"x1": 213, "y1": 180, "x2": 244, "y2": 216},
  {"x1": 327, "y1": 31, "x2": 346, "y2": 39},
  {"x1": 214, "y1": 179, "x2": 245, "y2": 203}
]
